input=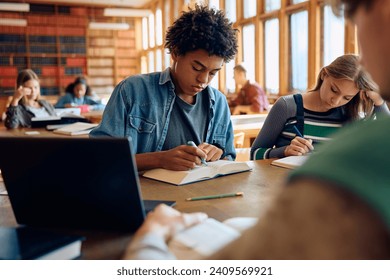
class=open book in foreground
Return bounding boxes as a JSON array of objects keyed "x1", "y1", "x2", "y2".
[
  {"x1": 271, "y1": 155, "x2": 309, "y2": 169},
  {"x1": 142, "y1": 160, "x2": 252, "y2": 185},
  {"x1": 52, "y1": 122, "x2": 98, "y2": 136},
  {"x1": 169, "y1": 217, "x2": 258, "y2": 259}
]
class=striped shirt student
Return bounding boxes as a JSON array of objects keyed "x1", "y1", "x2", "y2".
[{"x1": 250, "y1": 54, "x2": 390, "y2": 160}]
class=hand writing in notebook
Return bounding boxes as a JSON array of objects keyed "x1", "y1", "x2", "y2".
[
  {"x1": 284, "y1": 126, "x2": 314, "y2": 157},
  {"x1": 187, "y1": 141, "x2": 208, "y2": 166}
]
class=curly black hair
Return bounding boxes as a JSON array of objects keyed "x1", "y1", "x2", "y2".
[{"x1": 165, "y1": 5, "x2": 238, "y2": 62}]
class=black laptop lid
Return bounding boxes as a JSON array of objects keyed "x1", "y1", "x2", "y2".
[{"x1": 0, "y1": 137, "x2": 145, "y2": 232}]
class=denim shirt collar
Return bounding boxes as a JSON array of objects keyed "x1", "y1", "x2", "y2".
[{"x1": 159, "y1": 67, "x2": 173, "y2": 87}]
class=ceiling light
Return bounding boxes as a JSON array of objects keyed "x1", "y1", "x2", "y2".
[
  {"x1": 0, "y1": 3, "x2": 29, "y2": 12},
  {"x1": 104, "y1": 8, "x2": 152, "y2": 17},
  {"x1": 0, "y1": 18, "x2": 27, "y2": 26},
  {"x1": 88, "y1": 22, "x2": 130, "y2": 30}
]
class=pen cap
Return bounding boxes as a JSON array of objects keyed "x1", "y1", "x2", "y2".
[{"x1": 187, "y1": 141, "x2": 196, "y2": 146}]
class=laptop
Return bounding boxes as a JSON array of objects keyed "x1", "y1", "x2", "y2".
[{"x1": 0, "y1": 137, "x2": 175, "y2": 232}]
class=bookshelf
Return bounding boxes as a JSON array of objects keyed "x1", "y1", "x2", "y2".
[
  {"x1": 115, "y1": 30, "x2": 138, "y2": 84},
  {"x1": 0, "y1": 3, "x2": 139, "y2": 103},
  {"x1": 87, "y1": 29, "x2": 115, "y2": 95},
  {"x1": 87, "y1": 28, "x2": 138, "y2": 96}
]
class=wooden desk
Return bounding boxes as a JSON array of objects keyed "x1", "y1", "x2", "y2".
[
  {"x1": 0, "y1": 126, "x2": 87, "y2": 138},
  {"x1": 81, "y1": 110, "x2": 104, "y2": 124},
  {"x1": 0, "y1": 159, "x2": 288, "y2": 259}
]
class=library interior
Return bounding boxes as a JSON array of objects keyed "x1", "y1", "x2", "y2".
[{"x1": 1, "y1": 0, "x2": 390, "y2": 261}]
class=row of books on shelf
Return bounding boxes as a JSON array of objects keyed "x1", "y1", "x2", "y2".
[{"x1": 0, "y1": 34, "x2": 85, "y2": 43}]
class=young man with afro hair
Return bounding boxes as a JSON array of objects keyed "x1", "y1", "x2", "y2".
[{"x1": 91, "y1": 5, "x2": 238, "y2": 172}]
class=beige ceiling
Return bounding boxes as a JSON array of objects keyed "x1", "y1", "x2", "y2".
[{"x1": 15, "y1": 0, "x2": 151, "y2": 8}]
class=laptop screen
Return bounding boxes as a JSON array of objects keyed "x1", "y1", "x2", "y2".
[{"x1": 0, "y1": 137, "x2": 147, "y2": 232}]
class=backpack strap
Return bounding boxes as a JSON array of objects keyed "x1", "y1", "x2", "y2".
[{"x1": 293, "y1": 94, "x2": 304, "y2": 136}]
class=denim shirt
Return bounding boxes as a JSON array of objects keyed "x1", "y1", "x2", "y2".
[{"x1": 90, "y1": 68, "x2": 236, "y2": 160}]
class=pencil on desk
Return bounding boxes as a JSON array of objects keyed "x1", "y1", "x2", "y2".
[{"x1": 186, "y1": 192, "x2": 244, "y2": 201}]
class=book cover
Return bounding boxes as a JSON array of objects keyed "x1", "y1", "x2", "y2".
[
  {"x1": 52, "y1": 122, "x2": 98, "y2": 136},
  {"x1": 142, "y1": 160, "x2": 252, "y2": 185},
  {"x1": 0, "y1": 227, "x2": 84, "y2": 260},
  {"x1": 271, "y1": 155, "x2": 309, "y2": 169}
]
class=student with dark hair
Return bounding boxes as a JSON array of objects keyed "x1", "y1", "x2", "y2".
[
  {"x1": 123, "y1": 0, "x2": 390, "y2": 259},
  {"x1": 5, "y1": 69, "x2": 57, "y2": 128},
  {"x1": 55, "y1": 76, "x2": 104, "y2": 112},
  {"x1": 228, "y1": 63, "x2": 269, "y2": 114},
  {"x1": 251, "y1": 54, "x2": 389, "y2": 160},
  {"x1": 91, "y1": 5, "x2": 238, "y2": 171}
]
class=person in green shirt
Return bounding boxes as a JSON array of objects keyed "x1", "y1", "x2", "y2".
[{"x1": 124, "y1": 0, "x2": 390, "y2": 259}]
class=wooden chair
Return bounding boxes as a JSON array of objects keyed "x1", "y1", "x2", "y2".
[{"x1": 234, "y1": 131, "x2": 245, "y2": 148}]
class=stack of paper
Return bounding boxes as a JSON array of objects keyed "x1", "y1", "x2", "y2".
[{"x1": 53, "y1": 122, "x2": 98, "y2": 136}]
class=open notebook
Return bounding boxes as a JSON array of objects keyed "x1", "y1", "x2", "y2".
[
  {"x1": 169, "y1": 217, "x2": 258, "y2": 259},
  {"x1": 143, "y1": 160, "x2": 252, "y2": 185},
  {"x1": 271, "y1": 155, "x2": 309, "y2": 169}
]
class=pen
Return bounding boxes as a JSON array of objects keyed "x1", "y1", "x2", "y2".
[
  {"x1": 292, "y1": 125, "x2": 303, "y2": 138},
  {"x1": 292, "y1": 125, "x2": 314, "y2": 152},
  {"x1": 187, "y1": 140, "x2": 208, "y2": 166},
  {"x1": 186, "y1": 192, "x2": 244, "y2": 201}
]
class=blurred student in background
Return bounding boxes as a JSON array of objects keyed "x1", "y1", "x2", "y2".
[
  {"x1": 251, "y1": 54, "x2": 389, "y2": 160},
  {"x1": 228, "y1": 64, "x2": 269, "y2": 114},
  {"x1": 55, "y1": 76, "x2": 105, "y2": 112},
  {"x1": 5, "y1": 69, "x2": 57, "y2": 129}
]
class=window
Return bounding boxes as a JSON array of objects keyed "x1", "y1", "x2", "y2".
[
  {"x1": 141, "y1": 56, "x2": 147, "y2": 74},
  {"x1": 242, "y1": 24, "x2": 255, "y2": 81},
  {"x1": 156, "y1": 8, "x2": 163, "y2": 46},
  {"x1": 225, "y1": 59, "x2": 236, "y2": 94},
  {"x1": 290, "y1": 11, "x2": 308, "y2": 91},
  {"x1": 148, "y1": 14, "x2": 155, "y2": 48},
  {"x1": 142, "y1": 17, "x2": 148, "y2": 50},
  {"x1": 265, "y1": 0, "x2": 281, "y2": 12},
  {"x1": 173, "y1": 0, "x2": 179, "y2": 19},
  {"x1": 156, "y1": 49, "x2": 162, "y2": 72},
  {"x1": 208, "y1": 0, "x2": 219, "y2": 9},
  {"x1": 265, "y1": 18, "x2": 279, "y2": 94},
  {"x1": 322, "y1": 5, "x2": 345, "y2": 67},
  {"x1": 209, "y1": 71, "x2": 219, "y2": 90},
  {"x1": 291, "y1": 0, "x2": 307, "y2": 4},
  {"x1": 225, "y1": 0, "x2": 236, "y2": 22},
  {"x1": 148, "y1": 51, "x2": 155, "y2": 73},
  {"x1": 243, "y1": 0, "x2": 256, "y2": 18},
  {"x1": 164, "y1": 0, "x2": 170, "y2": 31},
  {"x1": 164, "y1": 48, "x2": 171, "y2": 69}
]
